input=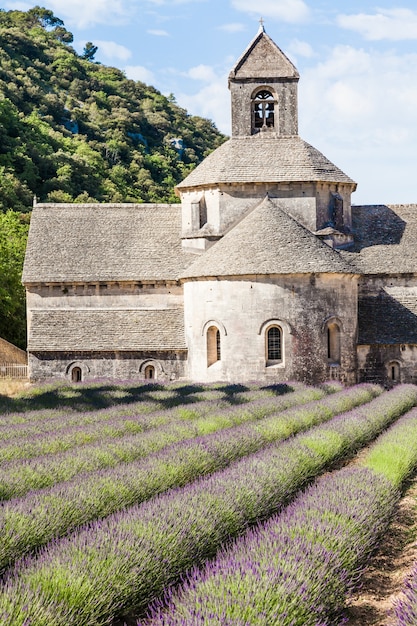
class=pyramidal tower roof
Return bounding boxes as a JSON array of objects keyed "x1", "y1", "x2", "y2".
[
  {"x1": 176, "y1": 26, "x2": 356, "y2": 193},
  {"x1": 180, "y1": 196, "x2": 355, "y2": 279},
  {"x1": 229, "y1": 24, "x2": 299, "y2": 82}
]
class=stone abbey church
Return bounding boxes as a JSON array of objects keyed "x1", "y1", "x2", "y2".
[{"x1": 22, "y1": 27, "x2": 417, "y2": 386}]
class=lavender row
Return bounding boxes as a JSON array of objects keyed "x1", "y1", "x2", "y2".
[
  {"x1": 394, "y1": 562, "x2": 417, "y2": 626},
  {"x1": 145, "y1": 467, "x2": 396, "y2": 626},
  {"x1": 145, "y1": 404, "x2": 417, "y2": 625},
  {"x1": 0, "y1": 385, "x2": 321, "y2": 465},
  {"x1": 0, "y1": 398, "x2": 186, "y2": 440},
  {"x1": 0, "y1": 385, "x2": 414, "y2": 626},
  {"x1": 0, "y1": 383, "x2": 271, "y2": 433},
  {"x1": 0, "y1": 385, "x2": 326, "y2": 499},
  {"x1": 0, "y1": 384, "x2": 376, "y2": 573},
  {"x1": 0, "y1": 389, "x2": 256, "y2": 451},
  {"x1": 0, "y1": 380, "x2": 295, "y2": 447},
  {"x1": 372, "y1": 412, "x2": 417, "y2": 626},
  {"x1": 0, "y1": 380, "x2": 305, "y2": 427}
]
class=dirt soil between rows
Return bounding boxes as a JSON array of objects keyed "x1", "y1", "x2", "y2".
[{"x1": 343, "y1": 473, "x2": 417, "y2": 625}]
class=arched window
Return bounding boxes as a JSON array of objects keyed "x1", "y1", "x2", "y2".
[
  {"x1": 144, "y1": 364, "x2": 155, "y2": 380},
  {"x1": 266, "y1": 326, "x2": 282, "y2": 362},
  {"x1": 387, "y1": 361, "x2": 400, "y2": 383},
  {"x1": 207, "y1": 326, "x2": 221, "y2": 367},
  {"x1": 327, "y1": 323, "x2": 341, "y2": 364},
  {"x1": 71, "y1": 366, "x2": 82, "y2": 383},
  {"x1": 252, "y1": 90, "x2": 275, "y2": 131}
]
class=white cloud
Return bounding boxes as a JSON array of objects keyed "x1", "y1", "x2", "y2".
[
  {"x1": 90, "y1": 40, "x2": 131, "y2": 61},
  {"x1": 147, "y1": 29, "x2": 170, "y2": 36},
  {"x1": 147, "y1": 0, "x2": 207, "y2": 4},
  {"x1": 177, "y1": 73, "x2": 230, "y2": 134},
  {"x1": 125, "y1": 65, "x2": 156, "y2": 84},
  {"x1": 298, "y1": 46, "x2": 417, "y2": 203},
  {"x1": 4, "y1": 0, "x2": 135, "y2": 28},
  {"x1": 4, "y1": 1, "x2": 31, "y2": 9},
  {"x1": 218, "y1": 22, "x2": 246, "y2": 33},
  {"x1": 337, "y1": 8, "x2": 417, "y2": 41},
  {"x1": 186, "y1": 64, "x2": 218, "y2": 82},
  {"x1": 231, "y1": 0, "x2": 310, "y2": 23},
  {"x1": 288, "y1": 39, "x2": 315, "y2": 60},
  {"x1": 299, "y1": 46, "x2": 410, "y2": 136}
]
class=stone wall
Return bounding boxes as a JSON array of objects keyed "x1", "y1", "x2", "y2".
[
  {"x1": 357, "y1": 274, "x2": 417, "y2": 385},
  {"x1": 180, "y1": 182, "x2": 353, "y2": 253},
  {"x1": 184, "y1": 273, "x2": 358, "y2": 384},
  {"x1": 26, "y1": 281, "x2": 186, "y2": 381},
  {"x1": 28, "y1": 350, "x2": 187, "y2": 382},
  {"x1": 26, "y1": 281, "x2": 183, "y2": 331},
  {"x1": 229, "y1": 79, "x2": 298, "y2": 137},
  {"x1": 357, "y1": 344, "x2": 417, "y2": 386}
]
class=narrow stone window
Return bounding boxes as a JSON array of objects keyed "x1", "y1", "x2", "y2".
[
  {"x1": 71, "y1": 366, "x2": 82, "y2": 383},
  {"x1": 388, "y1": 361, "x2": 400, "y2": 383},
  {"x1": 253, "y1": 90, "x2": 275, "y2": 131},
  {"x1": 327, "y1": 323, "x2": 341, "y2": 364},
  {"x1": 267, "y1": 326, "x2": 282, "y2": 362},
  {"x1": 144, "y1": 364, "x2": 155, "y2": 380},
  {"x1": 207, "y1": 326, "x2": 221, "y2": 367}
]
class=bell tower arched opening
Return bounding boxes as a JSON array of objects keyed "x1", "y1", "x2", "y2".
[{"x1": 252, "y1": 89, "x2": 276, "y2": 133}]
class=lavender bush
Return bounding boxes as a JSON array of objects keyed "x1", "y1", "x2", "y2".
[
  {"x1": 0, "y1": 384, "x2": 377, "y2": 573},
  {"x1": 0, "y1": 384, "x2": 414, "y2": 626},
  {"x1": 0, "y1": 385, "x2": 325, "y2": 499},
  {"x1": 0, "y1": 386, "x2": 306, "y2": 463},
  {"x1": 362, "y1": 408, "x2": 417, "y2": 626},
  {"x1": 394, "y1": 562, "x2": 417, "y2": 626},
  {"x1": 0, "y1": 381, "x2": 294, "y2": 431},
  {"x1": 144, "y1": 467, "x2": 396, "y2": 626},
  {"x1": 143, "y1": 399, "x2": 417, "y2": 626}
]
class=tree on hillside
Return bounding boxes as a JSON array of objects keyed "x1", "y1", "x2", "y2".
[
  {"x1": 27, "y1": 6, "x2": 64, "y2": 28},
  {"x1": 83, "y1": 42, "x2": 98, "y2": 61},
  {"x1": 0, "y1": 211, "x2": 29, "y2": 349},
  {"x1": 0, "y1": 6, "x2": 227, "y2": 348}
]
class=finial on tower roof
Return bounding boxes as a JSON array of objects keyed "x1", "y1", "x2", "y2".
[{"x1": 258, "y1": 16, "x2": 265, "y2": 33}]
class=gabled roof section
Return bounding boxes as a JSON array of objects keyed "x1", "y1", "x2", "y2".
[
  {"x1": 341, "y1": 204, "x2": 417, "y2": 274},
  {"x1": 176, "y1": 136, "x2": 356, "y2": 190},
  {"x1": 180, "y1": 196, "x2": 356, "y2": 279},
  {"x1": 22, "y1": 203, "x2": 194, "y2": 284},
  {"x1": 229, "y1": 27, "x2": 299, "y2": 81},
  {"x1": 358, "y1": 292, "x2": 417, "y2": 344},
  {"x1": 28, "y1": 309, "x2": 187, "y2": 351}
]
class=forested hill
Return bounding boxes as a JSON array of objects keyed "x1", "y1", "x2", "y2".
[
  {"x1": 0, "y1": 6, "x2": 227, "y2": 350},
  {"x1": 0, "y1": 6, "x2": 227, "y2": 212}
]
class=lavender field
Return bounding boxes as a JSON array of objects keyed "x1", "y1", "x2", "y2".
[{"x1": 0, "y1": 380, "x2": 417, "y2": 626}]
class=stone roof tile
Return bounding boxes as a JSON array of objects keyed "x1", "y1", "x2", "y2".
[
  {"x1": 180, "y1": 196, "x2": 356, "y2": 279},
  {"x1": 28, "y1": 309, "x2": 186, "y2": 351},
  {"x1": 342, "y1": 204, "x2": 417, "y2": 274},
  {"x1": 229, "y1": 28, "x2": 299, "y2": 80},
  {"x1": 358, "y1": 293, "x2": 417, "y2": 344},
  {"x1": 176, "y1": 136, "x2": 356, "y2": 190},
  {"x1": 22, "y1": 203, "x2": 193, "y2": 284}
]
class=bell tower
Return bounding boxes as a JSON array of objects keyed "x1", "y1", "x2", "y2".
[{"x1": 228, "y1": 23, "x2": 299, "y2": 137}]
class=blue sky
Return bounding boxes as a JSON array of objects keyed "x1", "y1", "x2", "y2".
[{"x1": 5, "y1": 0, "x2": 417, "y2": 205}]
